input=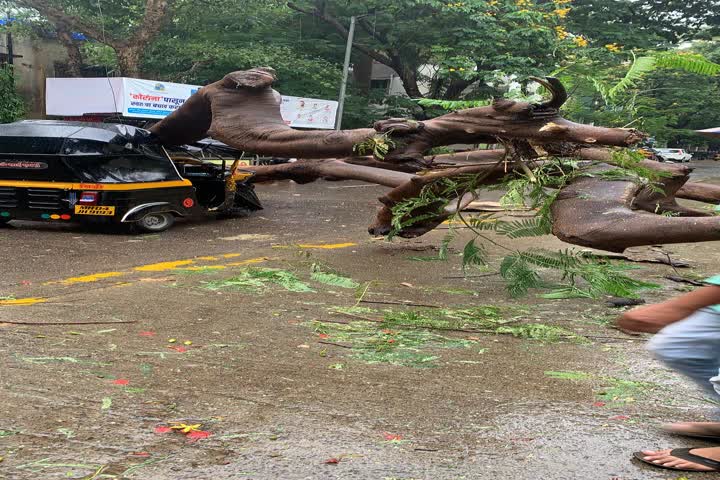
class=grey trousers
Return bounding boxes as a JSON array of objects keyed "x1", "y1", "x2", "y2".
[{"x1": 648, "y1": 308, "x2": 720, "y2": 397}]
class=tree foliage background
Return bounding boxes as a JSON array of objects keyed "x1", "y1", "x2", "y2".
[{"x1": 0, "y1": 0, "x2": 718, "y2": 146}]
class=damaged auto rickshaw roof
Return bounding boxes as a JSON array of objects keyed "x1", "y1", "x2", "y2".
[{"x1": 0, "y1": 120, "x2": 156, "y2": 156}]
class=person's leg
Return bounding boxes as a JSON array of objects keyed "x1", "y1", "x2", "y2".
[{"x1": 647, "y1": 308, "x2": 720, "y2": 396}]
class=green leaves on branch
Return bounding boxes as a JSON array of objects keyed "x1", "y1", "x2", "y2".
[
  {"x1": 500, "y1": 249, "x2": 659, "y2": 298},
  {"x1": 353, "y1": 132, "x2": 396, "y2": 160},
  {"x1": 415, "y1": 98, "x2": 491, "y2": 110},
  {"x1": 605, "y1": 54, "x2": 657, "y2": 101},
  {"x1": 387, "y1": 153, "x2": 659, "y2": 300},
  {"x1": 590, "y1": 51, "x2": 720, "y2": 104},
  {"x1": 0, "y1": 66, "x2": 24, "y2": 123},
  {"x1": 655, "y1": 52, "x2": 720, "y2": 76}
]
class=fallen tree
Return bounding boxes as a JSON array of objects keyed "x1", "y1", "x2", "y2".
[{"x1": 150, "y1": 67, "x2": 720, "y2": 255}]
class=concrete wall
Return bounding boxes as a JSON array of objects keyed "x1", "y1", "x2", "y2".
[
  {"x1": 369, "y1": 62, "x2": 436, "y2": 97},
  {"x1": 0, "y1": 34, "x2": 68, "y2": 118}
]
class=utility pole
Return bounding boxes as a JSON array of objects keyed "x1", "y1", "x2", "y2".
[
  {"x1": 335, "y1": 15, "x2": 357, "y2": 130},
  {"x1": 7, "y1": 29, "x2": 13, "y2": 65}
]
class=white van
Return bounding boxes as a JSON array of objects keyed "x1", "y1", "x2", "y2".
[{"x1": 653, "y1": 148, "x2": 692, "y2": 162}]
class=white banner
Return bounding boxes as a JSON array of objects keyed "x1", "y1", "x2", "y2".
[
  {"x1": 47, "y1": 77, "x2": 339, "y2": 130},
  {"x1": 280, "y1": 95, "x2": 338, "y2": 129},
  {"x1": 123, "y1": 78, "x2": 200, "y2": 119}
]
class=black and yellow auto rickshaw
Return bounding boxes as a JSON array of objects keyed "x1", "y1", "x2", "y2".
[{"x1": 0, "y1": 121, "x2": 262, "y2": 232}]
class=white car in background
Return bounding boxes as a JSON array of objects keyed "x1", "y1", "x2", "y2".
[{"x1": 653, "y1": 148, "x2": 693, "y2": 162}]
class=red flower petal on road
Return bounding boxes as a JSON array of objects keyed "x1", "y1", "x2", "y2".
[
  {"x1": 318, "y1": 334, "x2": 329, "y2": 339},
  {"x1": 21, "y1": 280, "x2": 31, "y2": 286},
  {"x1": 129, "y1": 452, "x2": 151, "y2": 457},
  {"x1": 186, "y1": 430, "x2": 211, "y2": 441},
  {"x1": 112, "y1": 379, "x2": 130, "y2": 386},
  {"x1": 168, "y1": 346, "x2": 188, "y2": 353},
  {"x1": 139, "y1": 331, "x2": 156, "y2": 337},
  {"x1": 324, "y1": 458, "x2": 340, "y2": 464},
  {"x1": 593, "y1": 401, "x2": 606, "y2": 407},
  {"x1": 609, "y1": 415, "x2": 630, "y2": 421},
  {"x1": 383, "y1": 432, "x2": 403, "y2": 441},
  {"x1": 154, "y1": 426, "x2": 172, "y2": 434}
]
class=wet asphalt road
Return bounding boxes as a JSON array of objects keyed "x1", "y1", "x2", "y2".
[{"x1": 1, "y1": 177, "x2": 720, "y2": 479}]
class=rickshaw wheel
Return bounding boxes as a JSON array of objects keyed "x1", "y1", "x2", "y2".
[{"x1": 135, "y1": 212, "x2": 175, "y2": 233}]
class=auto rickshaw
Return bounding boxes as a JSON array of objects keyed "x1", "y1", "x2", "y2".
[{"x1": 0, "y1": 120, "x2": 262, "y2": 232}]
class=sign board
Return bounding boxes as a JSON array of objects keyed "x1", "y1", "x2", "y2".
[
  {"x1": 123, "y1": 78, "x2": 200, "y2": 118},
  {"x1": 280, "y1": 95, "x2": 338, "y2": 130},
  {"x1": 46, "y1": 78, "x2": 338, "y2": 129}
]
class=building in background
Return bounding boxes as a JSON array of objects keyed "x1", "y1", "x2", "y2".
[{"x1": 0, "y1": 20, "x2": 69, "y2": 118}]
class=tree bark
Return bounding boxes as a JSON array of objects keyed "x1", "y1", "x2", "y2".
[
  {"x1": 116, "y1": 47, "x2": 142, "y2": 78},
  {"x1": 152, "y1": 68, "x2": 720, "y2": 252},
  {"x1": 55, "y1": 26, "x2": 83, "y2": 77},
  {"x1": 17, "y1": 0, "x2": 172, "y2": 77},
  {"x1": 551, "y1": 170, "x2": 720, "y2": 252}
]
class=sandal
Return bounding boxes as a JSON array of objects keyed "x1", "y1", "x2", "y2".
[{"x1": 633, "y1": 448, "x2": 720, "y2": 472}]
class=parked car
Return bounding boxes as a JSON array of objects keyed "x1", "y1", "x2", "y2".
[
  {"x1": 652, "y1": 148, "x2": 693, "y2": 163},
  {"x1": 0, "y1": 121, "x2": 262, "y2": 233}
]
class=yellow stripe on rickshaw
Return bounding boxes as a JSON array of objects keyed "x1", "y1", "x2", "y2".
[{"x1": 0, "y1": 179, "x2": 193, "y2": 191}]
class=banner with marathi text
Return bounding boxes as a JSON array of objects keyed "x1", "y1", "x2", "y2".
[
  {"x1": 123, "y1": 78, "x2": 200, "y2": 119},
  {"x1": 122, "y1": 79, "x2": 338, "y2": 129}
]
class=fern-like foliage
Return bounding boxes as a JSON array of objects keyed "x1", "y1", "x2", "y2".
[
  {"x1": 607, "y1": 53, "x2": 657, "y2": 101},
  {"x1": 655, "y1": 52, "x2": 720, "y2": 76},
  {"x1": 589, "y1": 51, "x2": 720, "y2": 106},
  {"x1": 500, "y1": 254, "x2": 544, "y2": 297},
  {"x1": 416, "y1": 98, "x2": 491, "y2": 110},
  {"x1": 386, "y1": 155, "x2": 658, "y2": 300},
  {"x1": 495, "y1": 217, "x2": 552, "y2": 239},
  {"x1": 500, "y1": 248, "x2": 658, "y2": 298},
  {"x1": 438, "y1": 231, "x2": 455, "y2": 260},
  {"x1": 462, "y1": 239, "x2": 487, "y2": 270}
]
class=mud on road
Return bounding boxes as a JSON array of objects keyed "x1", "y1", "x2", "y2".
[{"x1": 1, "y1": 176, "x2": 720, "y2": 480}]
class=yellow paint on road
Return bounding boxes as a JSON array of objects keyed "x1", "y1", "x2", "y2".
[
  {"x1": 134, "y1": 260, "x2": 195, "y2": 272},
  {"x1": 0, "y1": 297, "x2": 47, "y2": 306},
  {"x1": 295, "y1": 242, "x2": 357, "y2": 250},
  {"x1": 178, "y1": 266, "x2": 227, "y2": 271},
  {"x1": 58, "y1": 272, "x2": 126, "y2": 285},
  {"x1": 226, "y1": 257, "x2": 270, "y2": 267},
  {"x1": 14, "y1": 252, "x2": 273, "y2": 297}
]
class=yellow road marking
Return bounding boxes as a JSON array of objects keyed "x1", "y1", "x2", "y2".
[
  {"x1": 0, "y1": 297, "x2": 47, "y2": 306},
  {"x1": 56, "y1": 272, "x2": 126, "y2": 285},
  {"x1": 134, "y1": 260, "x2": 195, "y2": 272},
  {"x1": 226, "y1": 257, "x2": 269, "y2": 267},
  {"x1": 296, "y1": 243, "x2": 357, "y2": 250},
  {"x1": 10, "y1": 254, "x2": 273, "y2": 303},
  {"x1": 178, "y1": 266, "x2": 227, "y2": 271}
]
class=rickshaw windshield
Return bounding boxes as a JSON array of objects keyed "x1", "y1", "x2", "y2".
[{"x1": 61, "y1": 150, "x2": 182, "y2": 184}]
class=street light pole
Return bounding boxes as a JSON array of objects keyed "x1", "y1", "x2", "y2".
[{"x1": 335, "y1": 15, "x2": 357, "y2": 131}]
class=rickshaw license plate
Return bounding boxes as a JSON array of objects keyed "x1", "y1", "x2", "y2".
[{"x1": 74, "y1": 205, "x2": 116, "y2": 216}]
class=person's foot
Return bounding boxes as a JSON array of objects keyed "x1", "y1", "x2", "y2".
[
  {"x1": 663, "y1": 421, "x2": 720, "y2": 439},
  {"x1": 638, "y1": 447, "x2": 720, "y2": 471}
]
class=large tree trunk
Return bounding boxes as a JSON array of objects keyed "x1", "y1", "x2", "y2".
[
  {"x1": 153, "y1": 68, "x2": 720, "y2": 252},
  {"x1": 55, "y1": 26, "x2": 83, "y2": 77},
  {"x1": 116, "y1": 47, "x2": 142, "y2": 78}
]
